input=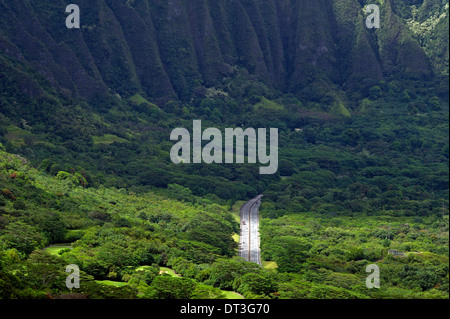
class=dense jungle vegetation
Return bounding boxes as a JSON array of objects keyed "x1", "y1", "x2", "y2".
[{"x1": 0, "y1": 0, "x2": 448, "y2": 299}]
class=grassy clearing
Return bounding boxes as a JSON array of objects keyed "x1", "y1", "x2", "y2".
[
  {"x1": 129, "y1": 93, "x2": 150, "y2": 105},
  {"x1": 93, "y1": 134, "x2": 128, "y2": 145},
  {"x1": 44, "y1": 244, "x2": 72, "y2": 256},
  {"x1": 96, "y1": 280, "x2": 127, "y2": 287},
  {"x1": 254, "y1": 97, "x2": 284, "y2": 111},
  {"x1": 137, "y1": 266, "x2": 180, "y2": 277},
  {"x1": 135, "y1": 265, "x2": 153, "y2": 271},
  {"x1": 129, "y1": 94, "x2": 160, "y2": 109},
  {"x1": 330, "y1": 101, "x2": 351, "y2": 118},
  {"x1": 159, "y1": 267, "x2": 180, "y2": 277},
  {"x1": 231, "y1": 201, "x2": 245, "y2": 221},
  {"x1": 262, "y1": 261, "x2": 277, "y2": 269},
  {"x1": 231, "y1": 201, "x2": 244, "y2": 244},
  {"x1": 222, "y1": 291, "x2": 244, "y2": 299}
]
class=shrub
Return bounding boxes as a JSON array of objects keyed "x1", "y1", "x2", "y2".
[
  {"x1": 13, "y1": 200, "x2": 27, "y2": 210},
  {"x1": 56, "y1": 171, "x2": 79, "y2": 186},
  {"x1": 369, "y1": 86, "x2": 382, "y2": 100},
  {"x1": 74, "y1": 173, "x2": 88, "y2": 188},
  {"x1": 2, "y1": 189, "x2": 16, "y2": 201}
]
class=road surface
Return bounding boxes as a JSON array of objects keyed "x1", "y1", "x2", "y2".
[{"x1": 238, "y1": 195, "x2": 263, "y2": 266}]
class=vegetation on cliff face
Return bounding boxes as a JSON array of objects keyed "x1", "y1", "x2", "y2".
[
  {"x1": 0, "y1": 0, "x2": 447, "y2": 199},
  {"x1": 405, "y1": 0, "x2": 449, "y2": 76},
  {"x1": 1, "y1": 0, "x2": 446, "y2": 102}
]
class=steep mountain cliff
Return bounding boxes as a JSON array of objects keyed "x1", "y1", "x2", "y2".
[
  {"x1": 1, "y1": 0, "x2": 446, "y2": 105},
  {"x1": 0, "y1": 0, "x2": 448, "y2": 202}
]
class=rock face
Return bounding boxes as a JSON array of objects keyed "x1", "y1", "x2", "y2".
[{"x1": 0, "y1": 0, "x2": 444, "y2": 103}]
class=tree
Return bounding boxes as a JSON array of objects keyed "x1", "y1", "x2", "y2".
[
  {"x1": 56, "y1": 171, "x2": 79, "y2": 186},
  {"x1": 25, "y1": 250, "x2": 67, "y2": 291},
  {"x1": 271, "y1": 237, "x2": 311, "y2": 273},
  {"x1": 208, "y1": 257, "x2": 260, "y2": 290},
  {"x1": 1, "y1": 222, "x2": 44, "y2": 255},
  {"x1": 0, "y1": 271, "x2": 26, "y2": 299},
  {"x1": 191, "y1": 284, "x2": 225, "y2": 299},
  {"x1": 428, "y1": 96, "x2": 442, "y2": 111},
  {"x1": 235, "y1": 271, "x2": 278, "y2": 297},
  {"x1": 185, "y1": 212, "x2": 238, "y2": 256},
  {"x1": 39, "y1": 213, "x2": 67, "y2": 244},
  {"x1": 369, "y1": 86, "x2": 382, "y2": 100},
  {"x1": 144, "y1": 275, "x2": 196, "y2": 299},
  {"x1": 343, "y1": 129, "x2": 361, "y2": 146},
  {"x1": 127, "y1": 266, "x2": 159, "y2": 290}
]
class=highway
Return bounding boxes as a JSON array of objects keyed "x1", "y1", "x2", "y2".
[{"x1": 238, "y1": 195, "x2": 263, "y2": 266}]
